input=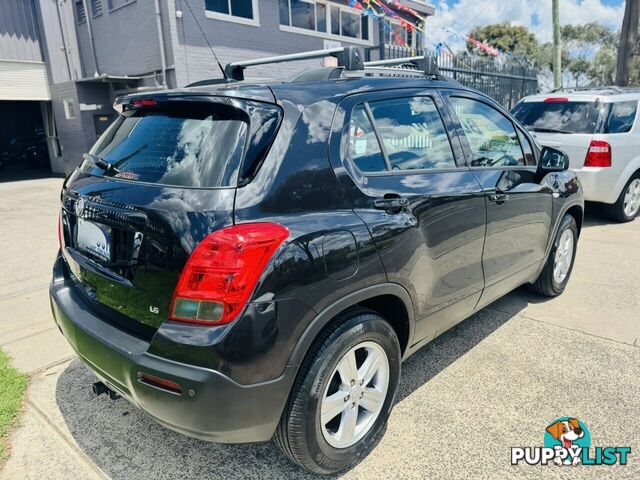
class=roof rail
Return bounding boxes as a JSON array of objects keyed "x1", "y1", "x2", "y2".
[
  {"x1": 550, "y1": 86, "x2": 640, "y2": 94},
  {"x1": 225, "y1": 47, "x2": 365, "y2": 81},
  {"x1": 364, "y1": 54, "x2": 441, "y2": 78}
]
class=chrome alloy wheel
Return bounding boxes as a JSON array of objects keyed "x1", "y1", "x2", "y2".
[
  {"x1": 553, "y1": 229, "x2": 575, "y2": 284},
  {"x1": 623, "y1": 178, "x2": 640, "y2": 218},
  {"x1": 320, "y1": 341, "x2": 389, "y2": 449}
]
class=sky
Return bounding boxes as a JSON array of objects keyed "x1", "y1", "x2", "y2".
[{"x1": 425, "y1": 0, "x2": 626, "y2": 46}]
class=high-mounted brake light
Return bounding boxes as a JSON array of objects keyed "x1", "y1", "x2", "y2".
[
  {"x1": 169, "y1": 223, "x2": 289, "y2": 326},
  {"x1": 130, "y1": 98, "x2": 158, "y2": 107},
  {"x1": 584, "y1": 140, "x2": 612, "y2": 167},
  {"x1": 544, "y1": 97, "x2": 569, "y2": 103}
]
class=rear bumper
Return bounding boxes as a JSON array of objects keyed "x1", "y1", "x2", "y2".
[
  {"x1": 574, "y1": 167, "x2": 618, "y2": 203},
  {"x1": 50, "y1": 257, "x2": 296, "y2": 444}
]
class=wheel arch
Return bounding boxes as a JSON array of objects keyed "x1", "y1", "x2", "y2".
[
  {"x1": 565, "y1": 204, "x2": 584, "y2": 236},
  {"x1": 287, "y1": 283, "x2": 415, "y2": 368}
]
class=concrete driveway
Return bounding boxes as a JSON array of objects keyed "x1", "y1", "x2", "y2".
[{"x1": 1, "y1": 177, "x2": 639, "y2": 479}]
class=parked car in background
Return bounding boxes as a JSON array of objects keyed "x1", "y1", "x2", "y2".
[
  {"x1": 512, "y1": 87, "x2": 640, "y2": 222},
  {"x1": 50, "y1": 49, "x2": 583, "y2": 474}
]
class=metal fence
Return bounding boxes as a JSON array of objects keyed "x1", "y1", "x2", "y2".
[{"x1": 365, "y1": 45, "x2": 539, "y2": 110}]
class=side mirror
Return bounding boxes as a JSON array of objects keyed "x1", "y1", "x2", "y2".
[{"x1": 540, "y1": 146, "x2": 569, "y2": 172}]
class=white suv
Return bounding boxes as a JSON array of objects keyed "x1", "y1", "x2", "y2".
[{"x1": 512, "y1": 87, "x2": 640, "y2": 222}]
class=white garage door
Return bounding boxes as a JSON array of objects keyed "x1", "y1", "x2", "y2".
[{"x1": 0, "y1": 59, "x2": 51, "y2": 101}]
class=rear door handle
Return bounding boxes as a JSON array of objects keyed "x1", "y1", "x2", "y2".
[
  {"x1": 373, "y1": 196, "x2": 409, "y2": 212},
  {"x1": 489, "y1": 193, "x2": 510, "y2": 204}
]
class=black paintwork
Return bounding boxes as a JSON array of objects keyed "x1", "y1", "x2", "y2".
[{"x1": 50, "y1": 74, "x2": 584, "y2": 443}]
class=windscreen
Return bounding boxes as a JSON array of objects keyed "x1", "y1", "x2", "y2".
[
  {"x1": 87, "y1": 103, "x2": 248, "y2": 188},
  {"x1": 511, "y1": 101, "x2": 602, "y2": 134}
]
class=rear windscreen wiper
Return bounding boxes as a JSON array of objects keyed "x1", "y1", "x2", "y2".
[
  {"x1": 530, "y1": 127, "x2": 573, "y2": 134},
  {"x1": 83, "y1": 153, "x2": 120, "y2": 176}
]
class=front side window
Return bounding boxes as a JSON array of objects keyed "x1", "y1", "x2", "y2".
[
  {"x1": 451, "y1": 97, "x2": 527, "y2": 168},
  {"x1": 205, "y1": 0, "x2": 257, "y2": 21},
  {"x1": 279, "y1": 0, "x2": 370, "y2": 41},
  {"x1": 348, "y1": 97, "x2": 457, "y2": 173},
  {"x1": 605, "y1": 101, "x2": 638, "y2": 133}
]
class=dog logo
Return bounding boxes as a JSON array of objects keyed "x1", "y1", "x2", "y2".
[
  {"x1": 512, "y1": 416, "x2": 631, "y2": 466},
  {"x1": 545, "y1": 418, "x2": 587, "y2": 466}
]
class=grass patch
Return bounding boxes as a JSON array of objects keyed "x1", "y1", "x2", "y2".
[{"x1": 0, "y1": 350, "x2": 27, "y2": 464}]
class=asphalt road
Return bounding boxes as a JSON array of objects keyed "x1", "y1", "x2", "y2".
[{"x1": 1, "y1": 177, "x2": 639, "y2": 479}]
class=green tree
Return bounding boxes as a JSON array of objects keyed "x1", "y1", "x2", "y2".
[
  {"x1": 561, "y1": 23, "x2": 617, "y2": 86},
  {"x1": 466, "y1": 23, "x2": 543, "y2": 66}
]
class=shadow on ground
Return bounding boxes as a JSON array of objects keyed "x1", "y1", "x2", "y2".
[{"x1": 55, "y1": 301, "x2": 526, "y2": 480}]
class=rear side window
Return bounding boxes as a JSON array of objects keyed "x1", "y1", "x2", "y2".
[
  {"x1": 89, "y1": 103, "x2": 248, "y2": 188},
  {"x1": 349, "y1": 104, "x2": 387, "y2": 173},
  {"x1": 348, "y1": 96, "x2": 456, "y2": 173},
  {"x1": 511, "y1": 101, "x2": 602, "y2": 134},
  {"x1": 604, "y1": 101, "x2": 638, "y2": 133}
]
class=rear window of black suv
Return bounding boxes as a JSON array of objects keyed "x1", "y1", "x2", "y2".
[{"x1": 84, "y1": 100, "x2": 281, "y2": 188}]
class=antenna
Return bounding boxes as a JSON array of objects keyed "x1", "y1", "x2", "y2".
[{"x1": 181, "y1": 0, "x2": 228, "y2": 80}]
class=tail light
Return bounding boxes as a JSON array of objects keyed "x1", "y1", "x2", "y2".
[
  {"x1": 544, "y1": 97, "x2": 569, "y2": 103},
  {"x1": 584, "y1": 140, "x2": 612, "y2": 167},
  {"x1": 169, "y1": 223, "x2": 289, "y2": 326}
]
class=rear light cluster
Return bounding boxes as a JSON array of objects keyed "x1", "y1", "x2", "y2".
[
  {"x1": 169, "y1": 223, "x2": 289, "y2": 326},
  {"x1": 584, "y1": 140, "x2": 612, "y2": 167}
]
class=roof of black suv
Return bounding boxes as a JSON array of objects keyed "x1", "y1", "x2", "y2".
[
  {"x1": 124, "y1": 75, "x2": 466, "y2": 106},
  {"x1": 117, "y1": 47, "x2": 472, "y2": 109}
]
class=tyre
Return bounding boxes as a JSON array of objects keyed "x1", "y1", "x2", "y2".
[
  {"x1": 603, "y1": 173, "x2": 640, "y2": 222},
  {"x1": 530, "y1": 214, "x2": 578, "y2": 297},
  {"x1": 274, "y1": 309, "x2": 401, "y2": 474}
]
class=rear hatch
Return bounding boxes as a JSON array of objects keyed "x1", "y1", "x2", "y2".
[
  {"x1": 511, "y1": 97, "x2": 607, "y2": 169},
  {"x1": 59, "y1": 93, "x2": 282, "y2": 338}
]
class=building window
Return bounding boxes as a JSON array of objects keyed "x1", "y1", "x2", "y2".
[
  {"x1": 205, "y1": 0, "x2": 259, "y2": 25},
  {"x1": 90, "y1": 0, "x2": 103, "y2": 17},
  {"x1": 384, "y1": 20, "x2": 415, "y2": 48},
  {"x1": 107, "y1": 0, "x2": 136, "y2": 11},
  {"x1": 279, "y1": 1, "x2": 371, "y2": 43},
  {"x1": 63, "y1": 99, "x2": 77, "y2": 120},
  {"x1": 75, "y1": 0, "x2": 86, "y2": 23}
]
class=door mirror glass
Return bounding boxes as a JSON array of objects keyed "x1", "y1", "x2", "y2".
[{"x1": 540, "y1": 146, "x2": 569, "y2": 172}]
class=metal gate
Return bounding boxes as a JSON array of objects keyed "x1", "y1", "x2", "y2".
[{"x1": 366, "y1": 46, "x2": 539, "y2": 110}]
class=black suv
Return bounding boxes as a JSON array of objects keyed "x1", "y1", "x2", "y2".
[{"x1": 51, "y1": 48, "x2": 583, "y2": 474}]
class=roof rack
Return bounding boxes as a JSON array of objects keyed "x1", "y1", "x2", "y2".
[
  {"x1": 225, "y1": 47, "x2": 365, "y2": 81},
  {"x1": 364, "y1": 55, "x2": 441, "y2": 77}
]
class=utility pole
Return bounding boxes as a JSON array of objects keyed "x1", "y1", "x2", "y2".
[
  {"x1": 552, "y1": 0, "x2": 562, "y2": 89},
  {"x1": 616, "y1": 0, "x2": 639, "y2": 86}
]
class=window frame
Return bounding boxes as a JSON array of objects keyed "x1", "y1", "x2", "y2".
[
  {"x1": 107, "y1": 0, "x2": 136, "y2": 13},
  {"x1": 279, "y1": 0, "x2": 374, "y2": 46},
  {"x1": 344, "y1": 94, "x2": 463, "y2": 177},
  {"x1": 90, "y1": 0, "x2": 104, "y2": 18},
  {"x1": 447, "y1": 94, "x2": 538, "y2": 171},
  {"x1": 205, "y1": 0, "x2": 260, "y2": 27},
  {"x1": 75, "y1": 0, "x2": 87, "y2": 24},
  {"x1": 63, "y1": 99, "x2": 77, "y2": 120},
  {"x1": 384, "y1": 18, "x2": 416, "y2": 48}
]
